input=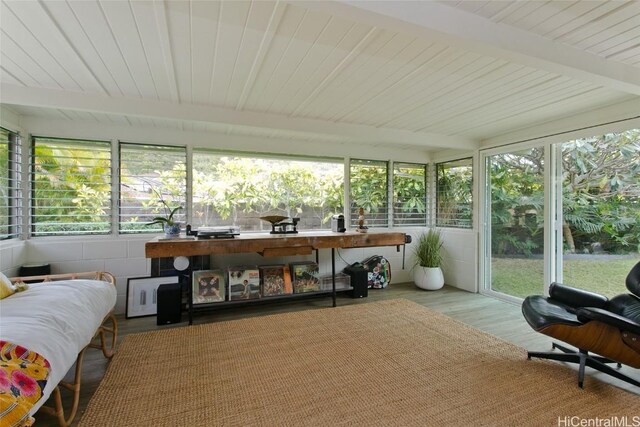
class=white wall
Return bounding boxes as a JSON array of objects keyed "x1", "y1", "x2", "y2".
[
  {"x1": 18, "y1": 235, "x2": 151, "y2": 314},
  {"x1": 0, "y1": 106, "x2": 22, "y2": 133},
  {"x1": 440, "y1": 229, "x2": 478, "y2": 292},
  {"x1": 0, "y1": 239, "x2": 28, "y2": 277}
]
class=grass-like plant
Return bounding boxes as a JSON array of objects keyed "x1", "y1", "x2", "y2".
[{"x1": 414, "y1": 229, "x2": 444, "y2": 268}]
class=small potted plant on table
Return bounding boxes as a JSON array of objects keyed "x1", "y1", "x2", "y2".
[{"x1": 147, "y1": 189, "x2": 182, "y2": 238}]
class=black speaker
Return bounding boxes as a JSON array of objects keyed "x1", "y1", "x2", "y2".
[
  {"x1": 157, "y1": 282, "x2": 182, "y2": 325},
  {"x1": 343, "y1": 265, "x2": 368, "y2": 298}
]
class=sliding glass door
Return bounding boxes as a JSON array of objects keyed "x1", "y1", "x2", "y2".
[
  {"x1": 557, "y1": 129, "x2": 640, "y2": 297},
  {"x1": 481, "y1": 128, "x2": 640, "y2": 302},
  {"x1": 483, "y1": 147, "x2": 545, "y2": 300}
]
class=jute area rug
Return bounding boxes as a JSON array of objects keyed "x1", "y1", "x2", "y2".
[{"x1": 80, "y1": 299, "x2": 639, "y2": 426}]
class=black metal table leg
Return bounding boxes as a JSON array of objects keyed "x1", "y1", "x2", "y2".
[
  {"x1": 331, "y1": 248, "x2": 336, "y2": 307},
  {"x1": 188, "y1": 257, "x2": 194, "y2": 325}
]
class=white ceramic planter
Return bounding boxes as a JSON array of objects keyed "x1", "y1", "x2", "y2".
[{"x1": 414, "y1": 266, "x2": 444, "y2": 290}]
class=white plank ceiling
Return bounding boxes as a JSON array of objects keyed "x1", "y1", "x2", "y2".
[{"x1": 1, "y1": 0, "x2": 639, "y2": 152}]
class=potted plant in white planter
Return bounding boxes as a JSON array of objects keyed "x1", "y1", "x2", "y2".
[
  {"x1": 413, "y1": 229, "x2": 445, "y2": 290},
  {"x1": 147, "y1": 189, "x2": 182, "y2": 238}
]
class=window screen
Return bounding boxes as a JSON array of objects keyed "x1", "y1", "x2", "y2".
[
  {"x1": 192, "y1": 150, "x2": 343, "y2": 231},
  {"x1": 31, "y1": 137, "x2": 111, "y2": 236},
  {"x1": 393, "y1": 162, "x2": 427, "y2": 226},
  {"x1": 1, "y1": 128, "x2": 21, "y2": 239},
  {"x1": 119, "y1": 143, "x2": 186, "y2": 234},
  {"x1": 436, "y1": 158, "x2": 473, "y2": 228},
  {"x1": 349, "y1": 159, "x2": 388, "y2": 228}
]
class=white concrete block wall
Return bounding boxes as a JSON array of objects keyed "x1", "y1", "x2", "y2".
[
  {"x1": 0, "y1": 240, "x2": 28, "y2": 276},
  {"x1": 27, "y1": 240, "x2": 85, "y2": 263},
  {"x1": 23, "y1": 236, "x2": 152, "y2": 314},
  {"x1": 440, "y1": 228, "x2": 478, "y2": 293},
  {"x1": 398, "y1": 227, "x2": 478, "y2": 293}
]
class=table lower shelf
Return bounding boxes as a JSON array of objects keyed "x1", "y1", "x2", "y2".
[{"x1": 188, "y1": 287, "x2": 353, "y2": 324}]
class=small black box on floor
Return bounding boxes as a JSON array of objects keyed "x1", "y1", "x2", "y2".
[
  {"x1": 157, "y1": 282, "x2": 182, "y2": 325},
  {"x1": 343, "y1": 265, "x2": 368, "y2": 298},
  {"x1": 19, "y1": 264, "x2": 51, "y2": 283}
]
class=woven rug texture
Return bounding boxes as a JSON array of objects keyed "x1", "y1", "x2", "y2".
[{"x1": 79, "y1": 299, "x2": 639, "y2": 426}]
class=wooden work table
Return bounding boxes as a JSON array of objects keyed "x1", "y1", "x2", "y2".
[
  {"x1": 145, "y1": 230, "x2": 409, "y2": 324},
  {"x1": 145, "y1": 230, "x2": 407, "y2": 258}
]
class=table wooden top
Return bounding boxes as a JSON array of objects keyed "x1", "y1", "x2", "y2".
[{"x1": 145, "y1": 230, "x2": 407, "y2": 258}]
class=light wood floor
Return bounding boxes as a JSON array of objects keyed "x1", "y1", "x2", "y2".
[{"x1": 37, "y1": 283, "x2": 639, "y2": 426}]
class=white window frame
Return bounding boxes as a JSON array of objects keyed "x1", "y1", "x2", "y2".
[{"x1": 30, "y1": 136, "x2": 112, "y2": 237}]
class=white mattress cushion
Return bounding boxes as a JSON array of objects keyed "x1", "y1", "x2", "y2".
[{"x1": 0, "y1": 279, "x2": 116, "y2": 415}]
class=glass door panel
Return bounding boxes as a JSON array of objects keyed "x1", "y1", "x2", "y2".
[
  {"x1": 486, "y1": 147, "x2": 545, "y2": 299},
  {"x1": 558, "y1": 129, "x2": 640, "y2": 298}
]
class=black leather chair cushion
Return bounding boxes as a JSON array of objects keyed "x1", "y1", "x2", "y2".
[
  {"x1": 522, "y1": 295, "x2": 582, "y2": 331},
  {"x1": 549, "y1": 283, "x2": 608, "y2": 309},
  {"x1": 606, "y1": 294, "x2": 640, "y2": 324},
  {"x1": 626, "y1": 261, "x2": 640, "y2": 297},
  {"x1": 576, "y1": 307, "x2": 640, "y2": 335}
]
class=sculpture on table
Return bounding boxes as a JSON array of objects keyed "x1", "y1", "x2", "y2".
[{"x1": 356, "y1": 207, "x2": 368, "y2": 233}]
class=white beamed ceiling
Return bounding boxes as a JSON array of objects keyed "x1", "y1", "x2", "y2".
[
  {"x1": 1, "y1": 0, "x2": 639, "y2": 152},
  {"x1": 442, "y1": 0, "x2": 640, "y2": 67}
]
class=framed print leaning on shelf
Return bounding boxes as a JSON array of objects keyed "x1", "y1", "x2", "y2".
[
  {"x1": 126, "y1": 276, "x2": 180, "y2": 318},
  {"x1": 259, "y1": 264, "x2": 286, "y2": 297},
  {"x1": 290, "y1": 261, "x2": 320, "y2": 293},
  {"x1": 228, "y1": 266, "x2": 261, "y2": 301},
  {"x1": 192, "y1": 270, "x2": 225, "y2": 304}
]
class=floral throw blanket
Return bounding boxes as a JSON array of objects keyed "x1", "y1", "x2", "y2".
[{"x1": 0, "y1": 340, "x2": 50, "y2": 427}]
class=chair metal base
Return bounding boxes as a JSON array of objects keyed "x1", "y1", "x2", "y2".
[{"x1": 527, "y1": 342, "x2": 640, "y2": 388}]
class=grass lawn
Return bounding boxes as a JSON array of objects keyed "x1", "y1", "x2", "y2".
[{"x1": 491, "y1": 256, "x2": 639, "y2": 299}]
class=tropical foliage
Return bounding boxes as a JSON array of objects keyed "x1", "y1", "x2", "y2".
[
  {"x1": 489, "y1": 129, "x2": 640, "y2": 256},
  {"x1": 393, "y1": 163, "x2": 427, "y2": 226},
  {"x1": 19, "y1": 147, "x2": 431, "y2": 235},
  {"x1": 436, "y1": 159, "x2": 472, "y2": 228},
  {"x1": 350, "y1": 160, "x2": 389, "y2": 227},
  {"x1": 32, "y1": 138, "x2": 111, "y2": 236},
  {"x1": 489, "y1": 147, "x2": 545, "y2": 256},
  {"x1": 119, "y1": 144, "x2": 187, "y2": 233},
  {"x1": 12, "y1": 129, "x2": 637, "y2": 244},
  {"x1": 0, "y1": 129, "x2": 10, "y2": 238},
  {"x1": 192, "y1": 154, "x2": 344, "y2": 230},
  {"x1": 561, "y1": 129, "x2": 640, "y2": 253}
]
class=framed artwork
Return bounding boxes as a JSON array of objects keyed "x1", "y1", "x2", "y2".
[
  {"x1": 126, "y1": 276, "x2": 180, "y2": 319},
  {"x1": 259, "y1": 264, "x2": 287, "y2": 297},
  {"x1": 192, "y1": 270, "x2": 225, "y2": 304},
  {"x1": 228, "y1": 266, "x2": 261, "y2": 301},
  {"x1": 290, "y1": 261, "x2": 320, "y2": 293}
]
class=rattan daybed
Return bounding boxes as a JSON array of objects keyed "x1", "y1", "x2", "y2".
[{"x1": 1, "y1": 271, "x2": 118, "y2": 427}]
